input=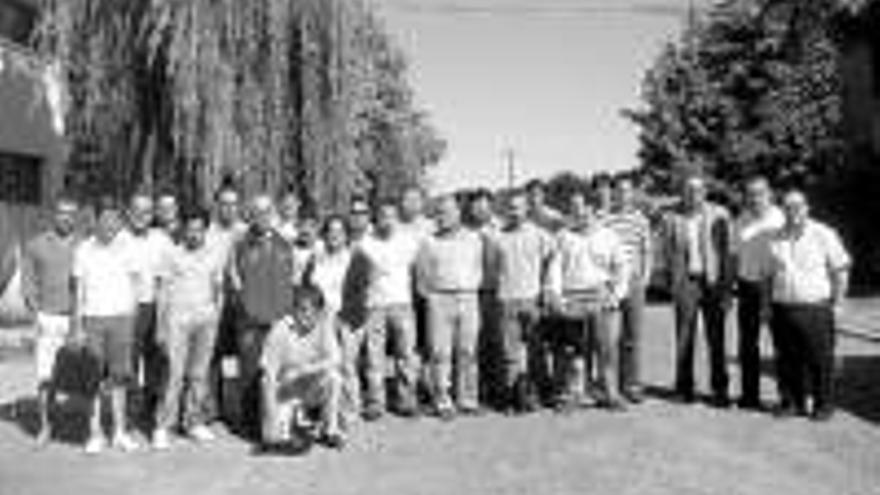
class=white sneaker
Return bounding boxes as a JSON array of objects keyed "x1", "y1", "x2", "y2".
[
  {"x1": 83, "y1": 435, "x2": 106, "y2": 455},
  {"x1": 188, "y1": 425, "x2": 216, "y2": 443},
  {"x1": 111, "y1": 432, "x2": 139, "y2": 453},
  {"x1": 152, "y1": 429, "x2": 171, "y2": 451}
]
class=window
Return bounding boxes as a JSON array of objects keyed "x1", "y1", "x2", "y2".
[
  {"x1": 0, "y1": 151, "x2": 42, "y2": 204},
  {"x1": 0, "y1": 0, "x2": 37, "y2": 46}
]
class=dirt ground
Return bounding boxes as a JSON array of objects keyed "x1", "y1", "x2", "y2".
[{"x1": 1, "y1": 305, "x2": 880, "y2": 495}]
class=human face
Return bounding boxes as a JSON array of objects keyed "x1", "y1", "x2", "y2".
[
  {"x1": 507, "y1": 194, "x2": 528, "y2": 225},
  {"x1": 400, "y1": 189, "x2": 423, "y2": 221},
  {"x1": 52, "y1": 200, "x2": 77, "y2": 237},
  {"x1": 279, "y1": 194, "x2": 299, "y2": 223},
  {"x1": 156, "y1": 195, "x2": 178, "y2": 227},
  {"x1": 436, "y1": 197, "x2": 461, "y2": 232},
  {"x1": 216, "y1": 190, "x2": 240, "y2": 226},
  {"x1": 375, "y1": 204, "x2": 398, "y2": 235},
  {"x1": 129, "y1": 195, "x2": 154, "y2": 233},
  {"x1": 324, "y1": 218, "x2": 348, "y2": 252},
  {"x1": 182, "y1": 217, "x2": 207, "y2": 250},
  {"x1": 298, "y1": 218, "x2": 319, "y2": 245},
  {"x1": 597, "y1": 184, "x2": 613, "y2": 212},
  {"x1": 293, "y1": 298, "x2": 321, "y2": 336},
  {"x1": 250, "y1": 196, "x2": 275, "y2": 234},
  {"x1": 683, "y1": 177, "x2": 707, "y2": 210},
  {"x1": 527, "y1": 187, "x2": 544, "y2": 209},
  {"x1": 349, "y1": 201, "x2": 371, "y2": 237},
  {"x1": 782, "y1": 191, "x2": 809, "y2": 230},
  {"x1": 470, "y1": 196, "x2": 493, "y2": 225},
  {"x1": 613, "y1": 180, "x2": 635, "y2": 211},
  {"x1": 96, "y1": 209, "x2": 123, "y2": 244},
  {"x1": 745, "y1": 179, "x2": 772, "y2": 214}
]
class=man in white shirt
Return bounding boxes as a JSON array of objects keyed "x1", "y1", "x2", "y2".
[
  {"x1": 275, "y1": 190, "x2": 299, "y2": 246},
  {"x1": 762, "y1": 190, "x2": 850, "y2": 421},
  {"x1": 733, "y1": 176, "x2": 785, "y2": 410},
  {"x1": 260, "y1": 285, "x2": 345, "y2": 450},
  {"x1": 416, "y1": 196, "x2": 484, "y2": 419},
  {"x1": 547, "y1": 191, "x2": 630, "y2": 411},
  {"x1": 71, "y1": 198, "x2": 141, "y2": 454},
  {"x1": 357, "y1": 202, "x2": 422, "y2": 420}
]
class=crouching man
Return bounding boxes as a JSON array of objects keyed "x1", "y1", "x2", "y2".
[{"x1": 260, "y1": 285, "x2": 346, "y2": 450}]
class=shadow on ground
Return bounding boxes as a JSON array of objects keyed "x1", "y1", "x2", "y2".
[{"x1": 836, "y1": 354, "x2": 880, "y2": 424}]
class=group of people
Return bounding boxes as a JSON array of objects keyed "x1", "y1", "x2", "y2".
[{"x1": 20, "y1": 172, "x2": 850, "y2": 456}]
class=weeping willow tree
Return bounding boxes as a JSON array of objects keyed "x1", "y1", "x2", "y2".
[{"x1": 35, "y1": 0, "x2": 445, "y2": 211}]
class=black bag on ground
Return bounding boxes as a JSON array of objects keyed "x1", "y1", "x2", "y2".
[{"x1": 52, "y1": 344, "x2": 102, "y2": 397}]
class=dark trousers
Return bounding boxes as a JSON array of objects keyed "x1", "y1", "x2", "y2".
[
  {"x1": 208, "y1": 300, "x2": 239, "y2": 424},
  {"x1": 674, "y1": 276, "x2": 729, "y2": 399},
  {"x1": 236, "y1": 322, "x2": 271, "y2": 438},
  {"x1": 737, "y1": 279, "x2": 768, "y2": 404},
  {"x1": 770, "y1": 303, "x2": 836, "y2": 412},
  {"x1": 477, "y1": 291, "x2": 505, "y2": 408},
  {"x1": 619, "y1": 283, "x2": 646, "y2": 394},
  {"x1": 133, "y1": 303, "x2": 167, "y2": 426}
]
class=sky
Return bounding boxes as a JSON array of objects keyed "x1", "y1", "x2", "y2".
[{"x1": 377, "y1": 0, "x2": 712, "y2": 193}]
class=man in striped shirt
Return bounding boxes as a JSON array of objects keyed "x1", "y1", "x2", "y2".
[{"x1": 604, "y1": 176, "x2": 653, "y2": 403}]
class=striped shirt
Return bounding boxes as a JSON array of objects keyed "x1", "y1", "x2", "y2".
[{"x1": 603, "y1": 209, "x2": 653, "y2": 284}]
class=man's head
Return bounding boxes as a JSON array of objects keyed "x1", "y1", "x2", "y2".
[
  {"x1": 400, "y1": 186, "x2": 425, "y2": 222},
  {"x1": 594, "y1": 175, "x2": 613, "y2": 212},
  {"x1": 569, "y1": 190, "x2": 595, "y2": 228},
  {"x1": 348, "y1": 197, "x2": 372, "y2": 238},
  {"x1": 682, "y1": 175, "x2": 707, "y2": 210},
  {"x1": 524, "y1": 179, "x2": 545, "y2": 210},
  {"x1": 323, "y1": 215, "x2": 349, "y2": 252},
  {"x1": 249, "y1": 194, "x2": 275, "y2": 234},
  {"x1": 156, "y1": 192, "x2": 179, "y2": 229},
  {"x1": 506, "y1": 191, "x2": 529, "y2": 226},
  {"x1": 180, "y1": 206, "x2": 210, "y2": 250},
  {"x1": 469, "y1": 188, "x2": 494, "y2": 226},
  {"x1": 436, "y1": 195, "x2": 462, "y2": 233},
  {"x1": 375, "y1": 201, "x2": 399, "y2": 236},
  {"x1": 278, "y1": 190, "x2": 299, "y2": 224},
  {"x1": 129, "y1": 191, "x2": 154, "y2": 234},
  {"x1": 291, "y1": 284, "x2": 326, "y2": 335},
  {"x1": 297, "y1": 214, "x2": 319, "y2": 246},
  {"x1": 613, "y1": 176, "x2": 636, "y2": 212},
  {"x1": 95, "y1": 197, "x2": 124, "y2": 244},
  {"x1": 781, "y1": 189, "x2": 809, "y2": 230},
  {"x1": 51, "y1": 195, "x2": 78, "y2": 237},
  {"x1": 744, "y1": 176, "x2": 773, "y2": 215},
  {"x1": 215, "y1": 186, "x2": 241, "y2": 227}
]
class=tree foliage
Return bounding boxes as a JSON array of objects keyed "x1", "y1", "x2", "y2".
[
  {"x1": 626, "y1": 0, "x2": 845, "y2": 194},
  {"x1": 35, "y1": 0, "x2": 446, "y2": 211}
]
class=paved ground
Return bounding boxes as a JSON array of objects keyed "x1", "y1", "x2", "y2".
[{"x1": 1, "y1": 305, "x2": 880, "y2": 495}]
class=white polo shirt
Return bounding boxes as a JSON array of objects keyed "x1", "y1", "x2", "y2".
[
  {"x1": 359, "y1": 230, "x2": 422, "y2": 308},
  {"x1": 763, "y1": 220, "x2": 851, "y2": 304},
  {"x1": 73, "y1": 236, "x2": 139, "y2": 317},
  {"x1": 734, "y1": 206, "x2": 784, "y2": 282},
  {"x1": 121, "y1": 228, "x2": 174, "y2": 304}
]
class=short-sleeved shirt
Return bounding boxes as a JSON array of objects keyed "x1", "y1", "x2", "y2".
[
  {"x1": 603, "y1": 209, "x2": 653, "y2": 282},
  {"x1": 492, "y1": 222, "x2": 555, "y2": 301},
  {"x1": 158, "y1": 243, "x2": 224, "y2": 315},
  {"x1": 22, "y1": 230, "x2": 78, "y2": 315},
  {"x1": 549, "y1": 226, "x2": 629, "y2": 300},
  {"x1": 260, "y1": 313, "x2": 341, "y2": 380},
  {"x1": 73, "y1": 236, "x2": 139, "y2": 317},
  {"x1": 734, "y1": 206, "x2": 784, "y2": 282},
  {"x1": 121, "y1": 228, "x2": 174, "y2": 304},
  {"x1": 416, "y1": 227, "x2": 484, "y2": 293},
  {"x1": 306, "y1": 248, "x2": 353, "y2": 316},
  {"x1": 763, "y1": 220, "x2": 851, "y2": 304},
  {"x1": 359, "y1": 230, "x2": 422, "y2": 308}
]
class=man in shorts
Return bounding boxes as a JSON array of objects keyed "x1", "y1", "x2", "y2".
[
  {"x1": 71, "y1": 198, "x2": 141, "y2": 454},
  {"x1": 21, "y1": 195, "x2": 80, "y2": 445}
]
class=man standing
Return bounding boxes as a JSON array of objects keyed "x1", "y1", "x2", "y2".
[
  {"x1": 733, "y1": 176, "x2": 784, "y2": 410},
  {"x1": 228, "y1": 195, "x2": 296, "y2": 437},
  {"x1": 492, "y1": 191, "x2": 556, "y2": 413},
  {"x1": 399, "y1": 186, "x2": 436, "y2": 239},
  {"x1": 156, "y1": 192, "x2": 181, "y2": 241},
  {"x1": 358, "y1": 202, "x2": 422, "y2": 420},
  {"x1": 525, "y1": 179, "x2": 566, "y2": 233},
  {"x1": 348, "y1": 197, "x2": 373, "y2": 247},
  {"x1": 152, "y1": 207, "x2": 224, "y2": 450},
  {"x1": 71, "y1": 198, "x2": 141, "y2": 454},
  {"x1": 416, "y1": 196, "x2": 484, "y2": 419},
  {"x1": 275, "y1": 190, "x2": 300, "y2": 246},
  {"x1": 663, "y1": 175, "x2": 734, "y2": 406},
  {"x1": 762, "y1": 190, "x2": 850, "y2": 421},
  {"x1": 547, "y1": 191, "x2": 630, "y2": 411},
  {"x1": 604, "y1": 177, "x2": 653, "y2": 403},
  {"x1": 21, "y1": 196, "x2": 79, "y2": 445},
  {"x1": 260, "y1": 285, "x2": 345, "y2": 450},
  {"x1": 125, "y1": 192, "x2": 174, "y2": 427}
]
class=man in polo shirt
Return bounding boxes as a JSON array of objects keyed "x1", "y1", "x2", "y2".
[
  {"x1": 348, "y1": 197, "x2": 373, "y2": 247},
  {"x1": 547, "y1": 191, "x2": 630, "y2": 411},
  {"x1": 416, "y1": 196, "x2": 484, "y2": 419},
  {"x1": 604, "y1": 176, "x2": 653, "y2": 403},
  {"x1": 491, "y1": 191, "x2": 556, "y2": 413},
  {"x1": 22, "y1": 195, "x2": 79, "y2": 445},
  {"x1": 762, "y1": 190, "x2": 850, "y2": 421},
  {"x1": 358, "y1": 202, "x2": 422, "y2": 420},
  {"x1": 71, "y1": 198, "x2": 141, "y2": 454},
  {"x1": 152, "y1": 207, "x2": 224, "y2": 450},
  {"x1": 228, "y1": 194, "x2": 296, "y2": 437},
  {"x1": 260, "y1": 285, "x2": 345, "y2": 450},
  {"x1": 125, "y1": 191, "x2": 174, "y2": 426},
  {"x1": 733, "y1": 176, "x2": 785, "y2": 410}
]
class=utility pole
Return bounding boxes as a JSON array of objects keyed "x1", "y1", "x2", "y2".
[{"x1": 503, "y1": 147, "x2": 516, "y2": 190}]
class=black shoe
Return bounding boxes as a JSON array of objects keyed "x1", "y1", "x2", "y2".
[
  {"x1": 597, "y1": 397, "x2": 628, "y2": 412},
  {"x1": 320, "y1": 432, "x2": 347, "y2": 450},
  {"x1": 810, "y1": 407, "x2": 835, "y2": 422},
  {"x1": 362, "y1": 406, "x2": 384, "y2": 422},
  {"x1": 708, "y1": 395, "x2": 732, "y2": 409},
  {"x1": 458, "y1": 405, "x2": 484, "y2": 417},
  {"x1": 622, "y1": 389, "x2": 645, "y2": 404},
  {"x1": 392, "y1": 403, "x2": 420, "y2": 419},
  {"x1": 673, "y1": 390, "x2": 696, "y2": 404}
]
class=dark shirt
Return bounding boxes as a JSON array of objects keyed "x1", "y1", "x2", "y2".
[{"x1": 230, "y1": 229, "x2": 295, "y2": 327}]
